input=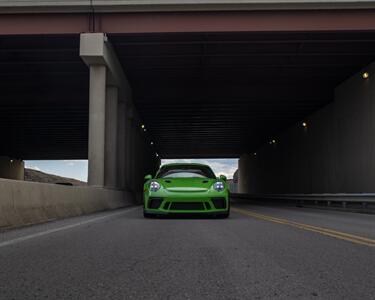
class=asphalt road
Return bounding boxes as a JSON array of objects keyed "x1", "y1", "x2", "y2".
[{"x1": 0, "y1": 204, "x2": 374, "y2": 300}]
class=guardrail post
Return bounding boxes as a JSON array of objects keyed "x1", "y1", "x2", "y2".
[
  {"x1": 342, "y1": 201, "x2": 347, "y2": 209},
  {"x1": 327, "y1": 201, "x2": 331, "y2": 207}
]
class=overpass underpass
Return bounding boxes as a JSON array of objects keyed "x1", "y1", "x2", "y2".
[
  {"x1": 1, "y1": 6, "x2": 375, "y2": 299},
  {"x1": 1, "y1": 29, "x2": 375, "y2": 189},
  {"x1": 1, "y1": 30, "x2": 375, "y2": 158}
]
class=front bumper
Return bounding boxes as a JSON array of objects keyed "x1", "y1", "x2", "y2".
[{"x1": 144, "y1": 191, "x2": 229, "y2": 215}]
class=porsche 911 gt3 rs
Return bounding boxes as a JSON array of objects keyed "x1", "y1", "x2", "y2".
[{"x1": 143, "y1": 163, "x2": 230, "y2": 218}]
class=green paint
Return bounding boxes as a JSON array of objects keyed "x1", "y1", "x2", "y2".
[{"x1": 143, "y1": 163, "x2": 230, "y2": 218}]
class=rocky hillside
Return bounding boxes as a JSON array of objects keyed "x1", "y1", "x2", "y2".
[{"x1": 24, "y1": 169, "x2": 86, "y2": 186}]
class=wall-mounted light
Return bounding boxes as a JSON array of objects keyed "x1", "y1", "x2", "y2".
[
  {"x1": 150, "y1": 141, "x2": 154, "y2": 145},
  {"x1": 302, "y1": 122, "x2": 307, "y2": 128},
  {"x1": 143, "y1": 128, "x2": 147, "y2": 132},
  {"x1": 254, "y1": 153, "x2": 257, "y2": 156},
  {"x1": 362, "y1": 72, "x2": 369, "y2": 79},
  {"x1": 141, "y1": 124, "x2": 145, "y2": 129},
  {"x1": 156, "y1": 153, "x2": 159, "y2": 157},
  {"x1": 272, "y1": 139, "x2": 276, "y2": 144}
]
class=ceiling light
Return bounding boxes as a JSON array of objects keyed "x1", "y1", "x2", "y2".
[
  {"x1": 362, "y1": 72, "x2": 369, "y2": 79},
  {"x1": 302, "y1": 122, "x2": 307, "y2": 127}
]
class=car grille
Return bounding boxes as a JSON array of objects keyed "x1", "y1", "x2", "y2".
[
  {"x1": 170, "y1": 202, "x2": 205, "y2": 210},
  {"x1": 211, "y1": 198, "x2": 226, "y2": 209},
  {"x1": 162, "y1": 201, "x2": 170, "y2": 210}
]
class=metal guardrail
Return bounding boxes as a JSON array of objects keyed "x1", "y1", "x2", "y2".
[{"x1": 231, "y1": 193, "x2": 375, "y2": 209}]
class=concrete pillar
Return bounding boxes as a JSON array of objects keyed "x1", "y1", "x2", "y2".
[
  {"x1": 0, "y1": 157, "x2": 24, "y2": 180},
  {"x1": 88, "y1": 65, "x2": 106, "y2": 187},
  {"x1": 105, "y1": 86, "x2": 118, "y2": 188},
  {"x1": 127, "y1": 110, "x2": 136, "y2": 192},
  {"x1": 134, "y1": 124, "x2": 145, "y2": 203},
  {"x1": 117, "y1": 101, "x2": 126, "y2": 189},
  {"x1": 80, "y1": 33, "x2": 153, "y2": 196},
  {"x1": 238, "y1": 153, "x2": 252, "y2": 194},
  {"x1": 124, "y1": 104, "x2": 132, "y2": 189},
  {"x1": 132, "y1": 120, "x2": 140, "y2": 191}
]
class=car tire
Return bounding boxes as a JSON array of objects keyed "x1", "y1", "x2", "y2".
[
  {"x1": 217, "y1": 203, "x2": 230, "y2": 218},
  {"x1": 217, "y1": 211, "x2": 230, "y2": 218},
  {"x1": 143, "y1": 211, "x2": 154, "y2": 218}
]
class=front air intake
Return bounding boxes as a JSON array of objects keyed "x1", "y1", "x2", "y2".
[
  {"x1": 170, "y1": 202, "x2": 205, "y2": 210},
  {"x1": 211, "y1": 198, "x2": 226, "y2": 209},
  {"x1": 148, "y1": 197, "x2": 163, "y2": 209}
]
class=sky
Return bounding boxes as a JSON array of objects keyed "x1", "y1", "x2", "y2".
[
  {"x1": 25, "y1": 160, "x2": 89, "y2": 182},
  {"x1": 25, "y1": 158, "x2": 238, "y2": 182}
]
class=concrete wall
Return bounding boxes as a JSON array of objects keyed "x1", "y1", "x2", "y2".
[
  {"x1": 239, "y1": 62, "x2": 375, "y2": 194},
  {"x1": 0, "y1": 157, "x2": 24, "y2": 180},
  {"x1": 0, "y1": 179, "x2": 133, "y2": 229}
]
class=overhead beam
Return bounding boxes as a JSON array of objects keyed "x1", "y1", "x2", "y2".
[
  {"x1": 1, "y1": 1, "x2": 375, "y2": 13},
  {"x1": 1, "y1": 10, "x2": 375, "y2": 35}
]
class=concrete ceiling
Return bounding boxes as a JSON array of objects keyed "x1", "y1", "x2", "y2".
[{"x1": 0, "y1": 31, "x2": 375, "y2": 159}]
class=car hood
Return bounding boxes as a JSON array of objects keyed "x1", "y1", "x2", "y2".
[{"x1": 158, "y1": 178, "x2": 216, "y2": 192}]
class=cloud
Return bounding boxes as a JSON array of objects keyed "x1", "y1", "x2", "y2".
[
  {"x1": 63, "y1": 160, "x2": 89, "y2": 167},
  {"x1": 63, "y1": 160, "x2": 85, "y2": 163},
  {"x1": 26, "y1": 165, "x2": 41, "y2": 171}
]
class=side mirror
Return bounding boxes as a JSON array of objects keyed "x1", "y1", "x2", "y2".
[
  {"x1": 144, "y1": 174, "x2": 152, "y2": 181},
  {"x1": 219, "y1": 175, "x2": 227, "y2": 182}
]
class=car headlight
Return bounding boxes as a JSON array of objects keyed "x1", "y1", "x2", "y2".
[
  {"x1": 213, "y1": 181, "x2": 225, "y2": 192},
  {"x1": 150, "y1": 181, "x2": 161, "y2": 192}
]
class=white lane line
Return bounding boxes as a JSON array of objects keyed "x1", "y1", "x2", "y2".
[{"x1": 0, "y1": 206, "x2": 140, "y2": 248}]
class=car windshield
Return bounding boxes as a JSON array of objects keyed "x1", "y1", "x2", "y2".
[{"x1": 157, "y1": 166, "x2": 216, "y2": 179}]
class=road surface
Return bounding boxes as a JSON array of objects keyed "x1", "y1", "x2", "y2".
[{"x1": 0, "y1": 204, "x2": 374, "y2": 299}]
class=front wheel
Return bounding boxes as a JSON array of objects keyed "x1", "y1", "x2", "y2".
[
  {"x1": 217, "y1": 211, "x2": 230, "y2": 219},
  {"x1": 217, "y1": 203, "x2": 230, "y2": 218},
  {"x1": 143, "y1": 211, "x2": 154, "y2": 218}
]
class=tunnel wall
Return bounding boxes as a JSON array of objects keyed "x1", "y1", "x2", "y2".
[
  {"x1": 0, "y1": 179, "x2": 133, "y2": 229},
  {"x1": 240, "y1": 62, "x2": 375, "y2": 194}
]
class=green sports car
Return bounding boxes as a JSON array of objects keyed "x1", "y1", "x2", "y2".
[{"x1": 143, "y1": 163, "x2": 230, "y2": 218}]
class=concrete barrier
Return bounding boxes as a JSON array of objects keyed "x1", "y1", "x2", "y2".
[
  {"x1": 231, "y1": 193, "x2": 375, "y2": 213},
  {"x1": 0, "y1": 179, "x2": 134, "y2": 229}
]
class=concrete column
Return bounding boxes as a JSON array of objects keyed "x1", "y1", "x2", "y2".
[
  {"x1": 0, "y1": 157, "x2": 24, "y2": 180},
  {"x1": 105, "y1": 86, "x2": 118, "y2": 188},
  {"x1": 127, "y1": 109, "x2": 136, "y2": 192},
  {"x1": 238, "y1": 153, "x2": 252, "y2": 194},
  {"x1": 131, "y1": 119, "x2": 139, "y2": 192},
  {"x1": 136, "y1": 123, "x2": 148, "y2": 191},
  {"x1": 88, "y1": 65, "x2": 106, "y2": 187},
  {"x1": 117, "y1": 101, "x2": 126, "y2": 190},
  {"x1": 124, "y1": 104, "x2": 132, "y2": 189},
  {"x1": 133, "y1": 123, "x2": 145, "y2": 203}
]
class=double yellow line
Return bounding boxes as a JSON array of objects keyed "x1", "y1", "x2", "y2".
[{"x1": 232, "y1": 207, "x2": 375, "y2": 247}]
